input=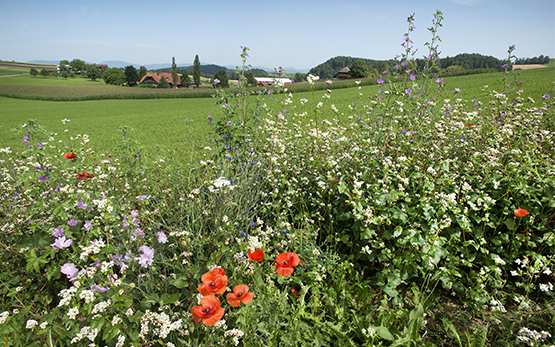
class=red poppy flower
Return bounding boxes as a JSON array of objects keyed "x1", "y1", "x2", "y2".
[
  {"x1": 514, "y1": 209, "x2": 529, "y2": 217},
  {"x1": 275, "y1": 252, "x2": 300, "y2": 276},
  {"x1": 465, "y1": 123, "x2": 474, "y2": 126},
  {"x1": 227, "y1": 285, "x2": 254, "y2": 307},
  {"x1": 77, "y1": 173, "x2": 94, "y2": 179},
  {"x1": 291, "y1": 288, "x2": 300, "y2": 298},
  {"x1": 197, "y1": 268, "x2": 228, "y2": 296},
  {"x1": 192, "y1": 295, "x2": 225, "y2": 326},
  {"x1": 63, "y1": 153, "x2": 76, "y2": 159},
  {"x1": 22, "y1": 206, "x2": 28, "y2": 210},
  {"x1": 248, "y1": 249, "x2": 264, "y2": 262}
]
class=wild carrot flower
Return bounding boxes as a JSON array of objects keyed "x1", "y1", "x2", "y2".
[
  {"x1": 227, "y1": 285, "x2": 254, "y2": 307},
  {"x1": 198, "y1": 268, "x2": 228, "y2": 295},
  {"x1": 248, "y1": 249, "x2": 264, "y2": 262},
  {"x1": 192, "y1": 295, "x2": 225, "y2": 326},
  {"x1": 514, "y1": 209, "x2": 529, "y2": 217},
  {"x1": 63, "y1": 153, "x2": 76, "y2": 159},
  {"x1": 275, "y1": 252, "x2": 300, "y2": 276}
]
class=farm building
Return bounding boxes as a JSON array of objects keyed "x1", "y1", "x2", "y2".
[
  {"x1": 254, "y1": 77, "x2": 292, "y2": 87},
  {"x1": 139, "y1": 73, "x2": 189, "y2": 88},
  {"x1": 334, "y1": 67, "x2": 350, "y2": 79}
]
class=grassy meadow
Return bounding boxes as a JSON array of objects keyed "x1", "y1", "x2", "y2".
[{"x1": 0, "y1": 36, "x2": 554, "y2": 346}]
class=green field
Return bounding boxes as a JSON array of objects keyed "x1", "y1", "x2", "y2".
[{"x1": 1, "y1": 67, "x2": 553, "y2": 157}]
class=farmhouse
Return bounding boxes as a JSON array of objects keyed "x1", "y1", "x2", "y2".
[
  {"x1": 140, "y1": 73, "x2": 185, "y2": 88},
  {"x1": 334, "y1": 67, "x2": 350, "y2": 79},
  {"x1": 254, "y1": 77, "x2": 292, "y2": 87}
]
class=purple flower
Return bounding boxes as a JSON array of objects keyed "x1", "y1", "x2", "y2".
[
  {"x1": 68, "y1": 219, "x2": 78, "y2": 226},
  {"x1": 226, "y1": 121, "x2": 232, "y2": 126},
  {"x1": 455, "y1": 88, "x2": 462, "y2": 93},
  {"x1": 155, "y1": 231, "x2": 168, "y2": 244},
  {"x1": 51, "y1": 236, "x2": 73, "y2": 251},
  {"x1": 131, "y1": 210, "x2": 139, "y2": 218},
  {"x1": 208, "y1": 115, "x2": 213, "y2": 119},
  {"x1": 38, "y1": 175, "x2": 49, "y2": 181},
  {"x1": 377, "y1": 78, "x2": 384, "y2": 84},
  {"x1": 136, "y1": 195, "x2": 150, "y2": 201},
  {"x1": 405, "y1": 88, "x2": 412, "y2": 95},
  {"x1": 91, "y1": 284, "x2": 108, "y2": 293},
  {"x1": 276, "y1": 68, "x2": 283, "y2": 74},
  {"x1": 135, "y1": 246, "x2": 154, "y2": 268},
  {"x1": 223, "y1": 104, "x2": 228, "y2": 109},
  {"x1": 401, "y1": 61, "x2": 408, "y2": 67},
  {"x1": 61, "y1": 263, "x2": 78, "y2": 280},
  {"x1": 37, "y1": 143, "x2": 42, "y2": 148},
  {"x1": 542, "y1": 94, "x2": 550, "y2": 99},
  {"x1": 402, "y1": 129, "x2": 408, "y2": 134},
  {"x1": 23, "y1": 134, "x2": 30, "y2": 143},
  {"x1": 52, "y1": 227, "x2": 65, "y2": 237},
  {"x1": 436, "y1": 78, "x2": 443, "y2": 83},
  {"x1": 84, "y1": 220, "x2": 92, "y2": 232},
  {"x1": 410, "y1": 75, "x2": 416, "y2": 81},
  {"x1": 214, "y1": 78, "x2": 220, "y2": 84}
]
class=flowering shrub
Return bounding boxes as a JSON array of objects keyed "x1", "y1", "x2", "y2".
[{"x1": 1, "y1": 11, "x2": 554, "y2": 347}]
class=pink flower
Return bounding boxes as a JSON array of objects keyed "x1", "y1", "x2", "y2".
[{"x1": 51, "y1": 236, "x2": 73, "y2": 251}]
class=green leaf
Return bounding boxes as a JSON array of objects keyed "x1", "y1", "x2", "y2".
[
  {"x1": 168, "y1": 277, "x2": 189, "y2": 289},
  {"x1": 376, "y1": 326, "x2": 394, "y2": 340}
]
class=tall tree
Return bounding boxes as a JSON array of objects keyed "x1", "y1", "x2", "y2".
[
  {"x1": 70, "y1": 58, "x2": 85, "y2": 73},
  {"x1": 349, "y1": 60, "x2": 369, "y2": 78},
  {"x1": 181, "y1": 70, "x2": 191, "y2": 88},
  {"x1": 124, "y1": 65, "x2": 140, "y2": 86},
  {"x1": 245, "y1": 71, "x2": 257, "y2": 87},
  {"x1": 171, "y1": 57, "x2": 178, "y2": 89},
  {"x1": 103, "y1": 68, "x2": 126, "y2": 86},
  {"x1": 138, "y1": 66, "x2": 148, "y2": 80},
  {"x1": 86, "y1": 64, "x2": 102, "y2": 81},
  {"x1": 213, "y1": 69, "x2": 229, "y2": 88},
  {"x1": 193, "y1": 55, "x2": 201, "y2": 88}
]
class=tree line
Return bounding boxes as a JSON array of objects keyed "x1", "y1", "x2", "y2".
[{"x1": 514, "y1": 55, "x2": 550, "y2": 65}]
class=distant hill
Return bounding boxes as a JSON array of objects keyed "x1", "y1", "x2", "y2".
[{"x1": 309, "y1": 53, "x2": 505, "y2": 79}]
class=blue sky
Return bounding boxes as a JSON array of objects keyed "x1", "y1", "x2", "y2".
[{"x1": 1, "y1": 0, "x2": 554, "y2": 71}]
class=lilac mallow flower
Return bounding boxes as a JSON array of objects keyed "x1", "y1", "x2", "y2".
[
  {"x1": 214, "y1": 78, "x2": 220, "y2": 84},
  {"x1": 77, "y1": 201, "x2": 87, "y2": 209},
  {"x1": 68, "y1": 219, "x2": 78, "y2": 227},
  {"x1": 135, "y1": 246, "x2": 154, "y2": 268},
  {"x1": 61, "y1": 263, "x2": 78, "y2": 280},
  {"x1": 84, "y1": 220, "x2": 92, "y2": 232},
  {"x1": 51, "y1": 236, "x2": 73, "y2": 251},
  {"x1": 155, "y1": 231, "x2": 168, "y2": 244},
  {"x1": 52, "y1": 227, "x2": 65, "y2": 237}
]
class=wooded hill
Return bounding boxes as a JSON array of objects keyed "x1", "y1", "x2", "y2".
[{"x1": 309, "y1": 53, "x2": 508, "y2": 79}]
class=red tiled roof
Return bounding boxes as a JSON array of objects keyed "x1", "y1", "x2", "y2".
[{"x1": 139, "y1": 73, "x2": 181, "y2": 85}]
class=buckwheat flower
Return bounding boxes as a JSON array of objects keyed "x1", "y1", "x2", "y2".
[
  {"x1": 52, "y1": 227, "x2": 65, "y2": 237},
  {"x1": 155, "y1": 231, "x2": 168, "y2": 244},
  {"x1": 539, "y1": 283, "x2": 553, "y2": 292},
  {"x1": 136, "y1": 246, "x2": 155, "y2": 268},
  {"x1": 40, "y1": 321, "x2": 48, "y2": 329},
  {"x1": 26, "y1": 319, "x2": 38, "y2": 329},
  {"x1": 68, "y1": 219, "x2": 78, "y2": 227},
  {"x1": 0, "y1": 311, "x2": 9, "y2": 325},
  {"x1": 67, "y1": 307, "x2": 79, "y2": 319}
]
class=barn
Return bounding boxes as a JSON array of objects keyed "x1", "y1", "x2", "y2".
[{"x1": 254, "y1": 77, "x2": 292, "y2": 87}]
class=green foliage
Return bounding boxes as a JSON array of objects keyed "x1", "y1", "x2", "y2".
[
  {"x1": 157, "y1": 75, "x2": 170, "y2": 88},
  {"x1": 138, "y1": 65, "x2": 147, "y2": 80},
  {"x1": 86, "y1": 64, "x2": 102, "y2": 81},
  {"x1": 213, "y1": 69, "x2": 229, "y2": 88},
  {"x1": 193, "y1": 54, "x2": 201, "y2": 88},
  {"x1": 29, "y1": 68, "x2": 39, "y2": 77},
  {"x1": 294, "y1": 72, "x2": 307, "y2": 82},
  {"x1": 39, "y1": 69, "x2": 50, "y2": 78},
  {"x1": 349, "y1": 59, "x2": 369, "y2": 78},
  {"x1": 171, "y1": 57, "x2": 178, "y2": 89},
  {"x1": 69, "y1": 58, "x2": 86, "y2": 72},
  {"x1": 124, "y1": 65, "x2": 139, "y2": 86},
  {"x1": 102, "y1": 67, "x2": 126, "y2": 86},
  {"x1": 181, "y1": 72, "x2": 191, "y2": 88}
]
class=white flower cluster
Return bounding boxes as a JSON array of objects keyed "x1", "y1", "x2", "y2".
[
  {"x1": 79, "y1": 289, "x2": 96, "y2": 304},
  {"x1": 224, "y1": 328, "x2": 245, "y2": 346},
  {"x1": 70, "y1": 326, "x2": 98, "y2": 344},
  {"x1": 91, "y1": 299, "x2": 113, "y2": 315},
  {"x1": 247, "y1": 236, "x2": 263, "y2": 252},
  {"x1": 139, "y1": 310, "x2": 184, "y2": 340},
  {"x1": 362, "y1": 326, "x2": 376, "y2": 337},
  {"x1": 518, "y1": 328, "x2": 552, "y2": 346},
  {"x1": 80, "y1": 238, "x2": 106, "y2": 260},
  {"x1": 209, "y1": 177, "x2": 234, "y2": 192},
  {"x1": 115, "y1": 335, "x2": 125, "y2": 347},
  {"x1": 307, "y1": 74, "x2": 319, "y2": 85},
  {"x1": 67, "y1": 307, "x2": 79, "y2": 319},
  {"x1": 58, "y1": 286, "x2": 78, "y2": 307},
  {"x1": 26, "y1": 319, "x2": 38, "y2": 329},
  {"x1": 0, "y1": 311, "x2": 9, "y2": 324}
]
